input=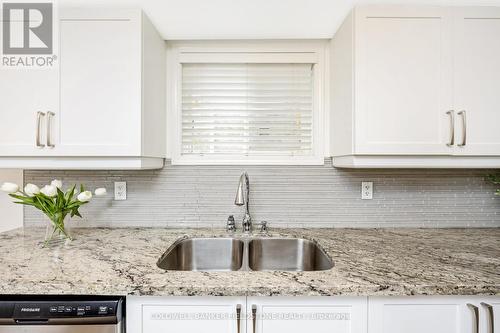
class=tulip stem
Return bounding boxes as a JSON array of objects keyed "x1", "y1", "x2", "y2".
[{"x1": 43, "y1": 212, "x2": 73, "y2": 247}]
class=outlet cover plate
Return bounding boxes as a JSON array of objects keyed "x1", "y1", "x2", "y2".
[
  {"x1": 362, "y1": 181, "x2": 373, "y2": 200},
  {"x1": 114, "y1": 181, "x2": 127, "y2": 201}
]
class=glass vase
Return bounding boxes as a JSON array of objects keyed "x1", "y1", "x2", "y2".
[{"x1": 43, "y1": 213, "x2": 73, "y2": 247}]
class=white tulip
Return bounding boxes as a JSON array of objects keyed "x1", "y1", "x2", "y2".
[
  {"x1": 77, "y1": 191, "x2": 92, "y2": 202},
  {"x1": 0, "y1": 182, "x2": 19, "y2": 194},
  {"x1": 24, "y1": 183, "x2": 40, "y2": 197},
  {"x1": 51, "y1": 179, "x2": 62, "y2": 189},
  {"x1": 40, "y1": 185, "x2": 57, "y2": 197},
  {"x1": 94, "y1": 188, "x2": 107, "y2": 196}
]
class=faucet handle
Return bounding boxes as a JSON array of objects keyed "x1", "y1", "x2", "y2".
[
  {"x1": 258, "y1": 221, "x2": 268, "y2": 234},
  {"x1": 226, "y1": 215, "x2": 236, "y2": 233}
]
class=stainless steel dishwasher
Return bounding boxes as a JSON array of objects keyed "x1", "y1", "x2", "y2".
[{"x1": 0, "y1": 295, "x2": 124, "y2": 332}]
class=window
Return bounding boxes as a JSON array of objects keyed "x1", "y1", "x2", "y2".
[{"x1": 169, "y1": 42, "x2": 326, "y2": 165}]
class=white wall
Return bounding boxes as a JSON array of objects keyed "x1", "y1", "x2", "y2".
[{"x1": 0, "y1": 169, "x2": 23, "y2": 232}]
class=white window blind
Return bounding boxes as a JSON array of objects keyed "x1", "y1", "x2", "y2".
[{"x1": 181, "y1": 63, "x2": 314, "y2": 158}]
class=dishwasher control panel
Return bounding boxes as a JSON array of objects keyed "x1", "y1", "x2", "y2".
[
  {"x1": 18, "y1": 301, "x2": 117, "y2": 318},
  {"x1": 37, "y1": 302, "x2": 116, "y2": 317},
  {"x1": 0, "y1": 296, "x2": 123, "y2": 325}
]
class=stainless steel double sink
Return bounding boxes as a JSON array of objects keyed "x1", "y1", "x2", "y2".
[{"x1": 157, "y1": 237, "x2": 334, "y2": 272}]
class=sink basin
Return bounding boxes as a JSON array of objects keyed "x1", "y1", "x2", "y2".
[
  {"x1": 157, "y1": 237, "x2": 244, "y2": 271},
  {"x1": 157, "y1": 237, "x2": 333, "y2": 272},
  {"x1": 248, "y1": 238, "x2": 333, "y2": 271}
]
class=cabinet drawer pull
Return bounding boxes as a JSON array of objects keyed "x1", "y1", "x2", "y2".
[
  {"x1": 481, "y1": 302, "x2": 495, "y2": 333},
  {"x1": 468, "y1": 304, "x2": 479, "y2": 333},
  {"x1": 252, "y1": 305, "x2": 257, "y2": 333},
  {"x1": 236, "y1": 304, "x2": 241, "y2": 333},
  {"x1": 457, "y1": 110, "x2": 467, "y2": 147},
  {"x1": 46, "y1": 111, "x2": 55, "y2": 148},
  {"x1": 446, "y1": 110, "x2": 455, "y2": 146},
  {"x1": 36, "y1": 111, "x2": 46, "y2": 148}
]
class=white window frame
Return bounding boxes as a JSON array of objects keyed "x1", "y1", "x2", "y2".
[{"x1": 167, "y1": 40, "x2": 328, "y2": 165}]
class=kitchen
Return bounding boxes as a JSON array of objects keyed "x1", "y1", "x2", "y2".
[{"x1": 0, "y1": 0, "x2": 499, "y2": 332}]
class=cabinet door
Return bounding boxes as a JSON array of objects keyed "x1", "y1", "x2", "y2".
[
  {"x1": 52, "y1": 9, "x2": 142, "y2": 156},
  {"x1": 248, "y1": 297, "x2": 367, "y2": 333},
  {"x1": 368, "y1": 296, "x2": 476, "y2": 333},
  {"x1": 0, "y1": 64, "x2": 58, "y2": 156},
  {"x1": 354, "y1": 6, "x2": 453, "y2": 155},
  {"x1": 127, "y1": 296, "x2": 245, "y2": 333},
  {"x1": 453, "y1": 7, "x2": 500, "y2": 155}
]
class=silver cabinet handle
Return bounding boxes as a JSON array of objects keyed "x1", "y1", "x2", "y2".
[
  {"x1": 36, "y1": 111, "x2": 46, "y2": 148},
  {"x1": 458, "y1": 110, "x2": 467, "y2": 147},
  {"x1": 252, "y1": 305, "x2": 257, "y2": 333},
  {"x1": 481, "y1": 302, "x2": 495, "y2": 333},
  {"x1": 446, "y1": 110, "x2": 455, "y2": 146},
  {"x1": 236, "y1": 304, "x2": 241, "y2": 333},
  {"x1": 468, "y1": 304, "x2": 479, "y2": 333},
  {"x1": 46, "y1": 111, "x2": 55, "y2": 148}
]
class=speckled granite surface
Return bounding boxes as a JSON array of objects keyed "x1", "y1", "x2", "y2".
[{"x1": 0, "y1": 228, "x2": 498, "y2": 296}]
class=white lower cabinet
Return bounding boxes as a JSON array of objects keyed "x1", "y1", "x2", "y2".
[
  {"x1": 127, "y1": 296, "x2": 245, "y2": 333},
  {"x1": 248, "y1": 297, "x2": 367, "y2": 333},
  {"x1": 128, "y1": 296, "x2": 499, "y2": 333},
  {"x1": 368, "y1": 296, "x2": 500, "y2": 333},
  {"x1": 128, "y1": 296, "x2": 367, "y2": 333}
]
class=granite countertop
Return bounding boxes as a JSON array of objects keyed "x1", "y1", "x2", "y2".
[{"x1": 0, "y1": 227, "x2": 498, "y2": 296}]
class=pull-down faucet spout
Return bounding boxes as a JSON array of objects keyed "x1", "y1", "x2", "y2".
[{"x1": 235, "y1": 172, "x2": 252, "y2": 233}]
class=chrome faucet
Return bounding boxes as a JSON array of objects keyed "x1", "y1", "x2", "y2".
[{"x1": 234, "y1": 172, "x2": 252, "y2": 233}]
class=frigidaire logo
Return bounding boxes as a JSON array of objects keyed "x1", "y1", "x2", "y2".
[
  {"x1": 1, "y1": 1, "x2": 57, "y2": 68},
  {"x1": 20, "y1": 307, "x2": 41, "y2": 312}
]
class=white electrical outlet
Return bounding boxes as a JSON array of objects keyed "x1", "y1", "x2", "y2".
[
  {"x1": 114, "y1": 182, "x2": 127, "y2": 201},
  {"x1": 361, "y1": 181, "x2": 373, "y2": 200}
]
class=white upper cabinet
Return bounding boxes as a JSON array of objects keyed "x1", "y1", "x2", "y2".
[
  {"x1": 453, "y1": 7, "x2": 500, "y2": 156},
  {"x1": 331, "y1": 5, "x2": 500, "y2": 168},
  {"x1": 355, "y1": 6, "x2": 452, "y2": 155},
  {"x1": 0, "y1": 8, "x2": 166, "y2": 169},
  {"x1": 0, "y1": 69, "x2": 58, "y2": 156},
  {"x1": 57, "y1": 10, "x2": 142, "y2": 156}
]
